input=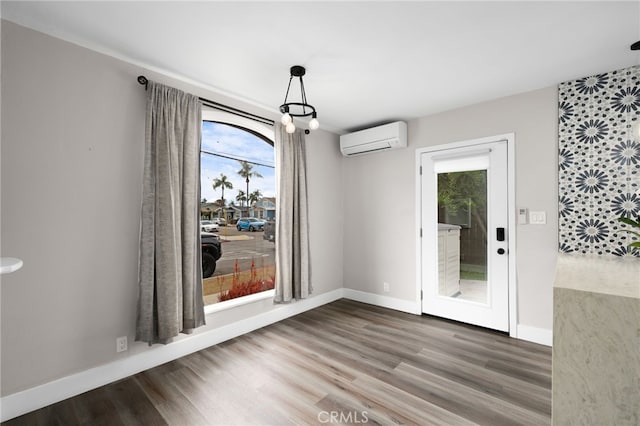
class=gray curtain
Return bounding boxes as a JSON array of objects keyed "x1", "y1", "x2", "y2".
[
  {"x1": 274, "y1": 124, "x2": 312, "y2": 302},
  {"x1": 136, "y1": 81, "x2": 205, "y2": 344}
]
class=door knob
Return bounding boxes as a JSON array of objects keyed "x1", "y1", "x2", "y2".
[{"x1": 497, "y1": 248, "x2": 506, "y2": 255}]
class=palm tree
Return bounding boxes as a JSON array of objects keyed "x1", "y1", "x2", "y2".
[
  {"x1": 237, "y1": 161, "x2": 263, "y2": 207},
  {"x1": 235, "y1": 190, "x2": 247, "y2": 207},
  {"x1": 212, "y1": 173, "x2": 233, "y2": 206},
  {"x1": 248, "y1": 189, "x2": 262, "y2": 207}
]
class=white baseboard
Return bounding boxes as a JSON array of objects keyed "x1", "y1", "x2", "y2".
[
  {"x1": 343, "y1": 289, "x2": 552, "y2": 347},
  {"x1": 343, "y1": 288, "x2": 421, "y2": 315},
  {"x1": 1, "y1": 288, "x2": 550, "y2": 422},
  {"x1": 0, "y1": 288, "x2": 344, "y2": 422},
  {"x1": 516, "y1": 324, "x2": 553, "y2": 346}
]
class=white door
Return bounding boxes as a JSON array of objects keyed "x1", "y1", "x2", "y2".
[{"x1": 420, "y1": 140, "x2": 509, "y2": 332}]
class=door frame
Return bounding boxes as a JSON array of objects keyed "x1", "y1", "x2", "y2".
[{"x1": 415, "y1": 133, "x2": 517, "y2": 337}]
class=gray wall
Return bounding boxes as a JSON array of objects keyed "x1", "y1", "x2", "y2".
[
  {"x1": 0, "y1": 21, "x2": 343, "y2": 396},
  {"x1": 343, "y1": 87, "x2": 559, "y2": 331}
]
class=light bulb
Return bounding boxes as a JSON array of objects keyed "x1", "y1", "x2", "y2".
[
  {"x1": 285, "y1": 122, "x2": 296, "y2": 134},
  {"x1": 281, "y1": 113, "x2": 292, "y2": 125},
  {"x1": 308, "y1": 117, "x2": 320, "y2": 130}
]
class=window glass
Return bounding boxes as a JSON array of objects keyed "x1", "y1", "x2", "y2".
[{"x1": 200, "y1": 120, "x2": 276, "y2": 306}]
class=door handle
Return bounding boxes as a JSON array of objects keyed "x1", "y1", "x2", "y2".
[
  {"x1": 496, "y1": 227, "x2": 505, "y2": 242},
  {"x1": 497, "y1": 248, "x2": 506, "y2": 255}
]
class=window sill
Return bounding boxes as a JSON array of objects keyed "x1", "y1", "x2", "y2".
[{"x1": 204, "y1": 289, "x2": 275, "y2": 315}]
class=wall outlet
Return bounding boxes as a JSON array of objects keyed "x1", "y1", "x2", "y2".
[
  {"x1": 383, "y1": 282, "x2": 390, "y2": 292},
  {"x1": 116, "y1": 336, "x2": 128, "y2": 353}
]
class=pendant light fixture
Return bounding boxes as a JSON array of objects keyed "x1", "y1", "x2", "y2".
[{"x1": 279, "y1": 65, "x2": 319, "y2": 134}]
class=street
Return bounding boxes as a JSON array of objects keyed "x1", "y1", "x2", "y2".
[{"x1": 214, "y1": 226, "x2": 275, "y2": 276}]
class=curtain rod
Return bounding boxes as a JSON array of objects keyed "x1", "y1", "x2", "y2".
[{"x1": 137, "y1": 76, "x2": 275, "y2": 127}]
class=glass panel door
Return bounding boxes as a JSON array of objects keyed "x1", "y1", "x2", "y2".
[{"x1": 421, "y1": 140, "x2": 509, "y2": 332}]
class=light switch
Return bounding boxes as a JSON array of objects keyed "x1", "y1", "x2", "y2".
[{"x1": 529, "y1": 211, "x2": 547, "y2": 225}]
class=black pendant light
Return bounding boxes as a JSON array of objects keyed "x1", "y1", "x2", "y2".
[{"x1": 279, "y1": 65, "x2": 319, "y2": 134}]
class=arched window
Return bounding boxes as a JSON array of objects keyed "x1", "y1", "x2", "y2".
[{"x1": 200, "y1": 110, "x2": 276, "y2": 307}]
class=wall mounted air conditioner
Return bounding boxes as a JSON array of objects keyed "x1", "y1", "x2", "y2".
[{"x1": 340, "y1": 121, "x2": 407, "y2": 157}]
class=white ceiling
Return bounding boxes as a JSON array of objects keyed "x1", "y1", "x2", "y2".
[{"x1": 2, "y1": 1, "x2": 639, "y2": 133}]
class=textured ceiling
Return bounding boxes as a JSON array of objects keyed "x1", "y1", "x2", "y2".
[{"x1": 2, "y1": 1, "x2": 639, "y2": 133}]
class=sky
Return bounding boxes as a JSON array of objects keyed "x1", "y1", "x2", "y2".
[{"x1": 200, "y1": 121, "x2": 275, "y2": 205}]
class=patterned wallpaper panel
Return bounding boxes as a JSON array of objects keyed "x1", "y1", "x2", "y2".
[{"x1": 558, "y1": 65, "x2": 640, "y2": 256}]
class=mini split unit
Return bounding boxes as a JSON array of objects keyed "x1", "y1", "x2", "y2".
[{"x1": 340, "y1": 121, "x2": 408, "y2": 157}]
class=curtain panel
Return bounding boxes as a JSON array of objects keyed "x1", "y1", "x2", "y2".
[
  {"x1": 274, "y1": 124, "x2": 312, "y2": 302},
  {"x1": 136, "y1": 82, "x2": 205, "y2": 345}
]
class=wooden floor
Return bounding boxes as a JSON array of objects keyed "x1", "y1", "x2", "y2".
[{"x1": 4, "y1": 300, "x2": 551, "y2": 425}]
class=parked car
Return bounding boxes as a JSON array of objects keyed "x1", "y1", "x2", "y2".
[
  {"x1": 263, "y1": 220, "x2": 276, "y2": 243},
  {"x1": 201, "y1": 232, "x2": 222, "y2": 278},
  {"x1": 213, "y1": 217, "x2": 227, "y2": 227},
  {"x1": 236, "y1": 217, "x2": 265, "y2": 232},
  {"x1": 200, "y1": 220, "x2": 219, "y2": 232}
]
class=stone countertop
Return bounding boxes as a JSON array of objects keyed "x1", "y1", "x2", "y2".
[{"x1": 553, "y1": 253, "x2": 640, "y2": 299}]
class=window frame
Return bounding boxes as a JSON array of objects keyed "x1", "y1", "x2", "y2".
[{"x1": 200, "y1": 109, "x2": 276, "y2": 314}]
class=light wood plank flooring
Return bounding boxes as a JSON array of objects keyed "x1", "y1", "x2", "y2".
[{"x1": 4, "y1": 300, "x2": 551, "y2": 425}]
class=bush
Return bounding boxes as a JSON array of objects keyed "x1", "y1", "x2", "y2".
[{"x1": 218, "y1": 258, "x2": 275, "y2": 302}]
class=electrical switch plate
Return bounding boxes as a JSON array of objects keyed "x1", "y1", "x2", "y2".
[
  {"x1": 529, "y1": 211, "x2": 547, "y2": 225},
  {"x1": 518, "y1": 208, "x2": 528, "y2": 225},
  {"x1": 383, "y1": 282, "x2": 390, "y2": 292}
]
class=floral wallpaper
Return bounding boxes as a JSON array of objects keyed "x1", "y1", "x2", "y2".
[{"x1": 558, "y1": 65, "x2": 640, "y2": 256}]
